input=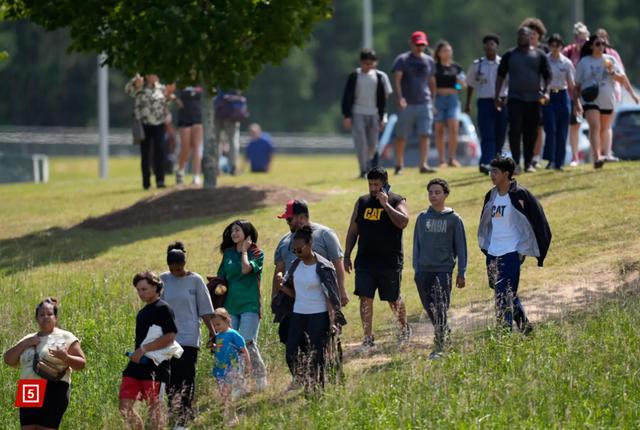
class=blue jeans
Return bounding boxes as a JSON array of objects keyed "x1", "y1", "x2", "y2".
[
  {"x1": 542, "y1": 90, "x2": 571, "y2": 168},
  {"x1": 230, "y1": 312, "x2": 266, "y2": 378},
  {"x1": 486, "y1": 252, "x2": 527, "y2": 330},
  {"x1": 434, "y1": 94, "x2": 460, "y2": 122},
  {"x1": 477, "y1": 98, "x2": 508, "y2": 165}
]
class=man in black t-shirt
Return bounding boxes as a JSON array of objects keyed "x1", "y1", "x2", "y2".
[
  {"x1": 495, "y1": 27, "x2": 551, "y2": 174},
  {"x1": 119, "y1": 271, "x2": 178, "y2": 430},
  {"x1": 344, "y1": 167, "x2": 411, "y2": 351}
]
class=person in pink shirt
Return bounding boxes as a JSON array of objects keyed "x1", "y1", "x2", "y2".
[{"x1": 562, "y1": 22, "x2": 589, "y2": 166}]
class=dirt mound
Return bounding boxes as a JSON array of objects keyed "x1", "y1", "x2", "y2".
[{"x1": 78, "y1": 185, "x2": 323, "y2": 231}]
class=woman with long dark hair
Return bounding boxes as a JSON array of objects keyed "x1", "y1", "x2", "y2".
[
  {"x1": 433, "y1": 40, "x2": 466, "y2": 168},
  {"x1": 575, "y1": 34, "x2": 638, "y2": 169},
  {"x1": 217, "y1": 220, "x2": 267, "y2": 393}
]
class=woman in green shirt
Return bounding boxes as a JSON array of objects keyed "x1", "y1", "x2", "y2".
[{"x1": 217, "y1": 219, "x2": 267, "y2": 392}]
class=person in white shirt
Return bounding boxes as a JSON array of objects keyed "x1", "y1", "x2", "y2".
[
  {"x1": 341, "y1": 48, "x2": 393, "y2": 178},
  {"x1": 542, "y1": 34, "x2": 577, "y2": 170},
  {"x1": 478, "y1": 157, "x2": 552, "y2": 333},
  {"x1": 465, "y1": 34, "x2": 508, "y2": 174},
  {"x1": 278, "y1": 226, "x2": 344, "y2": 391}
]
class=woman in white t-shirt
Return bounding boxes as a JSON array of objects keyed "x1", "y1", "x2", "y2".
[
  {"x1": 279, "y1": 226, "x2": 340, "y2": 391},
  {"x1": 575, "y1": 34, "x2": 639, "y2": 169},
  {"x1": 3, "y1": 297, "x2": 86, "y2": 429}
]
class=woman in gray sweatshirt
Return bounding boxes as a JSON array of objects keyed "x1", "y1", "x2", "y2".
[{"x1": 413, "y1": 178, "x2": 467, "y2": 359}]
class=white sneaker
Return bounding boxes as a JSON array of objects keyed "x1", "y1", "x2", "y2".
[
  {"x1": 569, "y1": 160, "x2": 579, "y2": 167},
  {"x1": 172, "y1": 426, "x2": 187, "y2": 430},
  {"x1": 192, "y1": 174, "x2": 201, "y2": 185},
  {"x1": 255, "y1": 376, "x2": 268, "y2": 392}
]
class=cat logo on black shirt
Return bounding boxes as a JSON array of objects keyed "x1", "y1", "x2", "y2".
[{"x1": 363, "y1": 208, "x2": 383, "y2": 221}]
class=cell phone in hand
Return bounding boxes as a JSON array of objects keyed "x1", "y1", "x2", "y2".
[{"x1": 382, "y1": 182, "x2": 391, "y2": 194}]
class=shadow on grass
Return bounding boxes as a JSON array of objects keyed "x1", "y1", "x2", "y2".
[{"x1": 0, "y1": 185, "x2": 321, "y2": 275}]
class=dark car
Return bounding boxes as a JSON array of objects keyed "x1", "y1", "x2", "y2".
[{"x1": 612, "y1": 105, "x2": 640, "y2": 160}]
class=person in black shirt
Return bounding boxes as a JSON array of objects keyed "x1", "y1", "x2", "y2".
[
  {"x1": 119, "y1": 271, "x2": 178, "y2": 430},
  {"x1": 495, "y1": 27, "x2": 551, "y2": 174},
  {"x1": 433, "y1": 40, "x2": 466, "y2": 168},
  {"x1": 344, "y1": 167, "x2": 410, "y2": 351}
]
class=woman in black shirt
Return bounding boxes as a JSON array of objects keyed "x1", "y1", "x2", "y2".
[{"x1": 434, "y1": 41, "x2": 466, "y2": 168}]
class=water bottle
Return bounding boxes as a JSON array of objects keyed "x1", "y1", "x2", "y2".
[
  {"x1": 455, "y1": 71, "x2": 466, "y2": 90},
  {"x1": 126, "y1": 351, "x2": 151, "y2": 365}
]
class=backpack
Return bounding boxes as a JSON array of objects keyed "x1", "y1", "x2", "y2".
[{"x1": 215, "y1": 93, "x2": 249, "y2": 122}]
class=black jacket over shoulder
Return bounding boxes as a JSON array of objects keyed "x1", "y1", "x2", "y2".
[
  {"x1": 478, "y1": 181, "x2": 552, "y2": 267},
  {"x1": 283, "y1": 254, "x2": 347, "y2": 326},
  {"x1": 341, "y1": 70, "x2": 387, "y2": 121}
]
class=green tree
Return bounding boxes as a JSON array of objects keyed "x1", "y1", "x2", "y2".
[{"x1": 2, "y1": 0, "x2": 333, "y2": 89}]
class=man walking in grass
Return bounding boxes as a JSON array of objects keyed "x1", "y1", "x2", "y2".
[
  {"x1": 413, "y1": 178, "x2": 467, "y2": 359},
  {"x1": 344, "y1": 167, "x2": 411, "y2": 351},
  {"x1": 478, "y1": 157, "x2": 551, "y2": 332}
]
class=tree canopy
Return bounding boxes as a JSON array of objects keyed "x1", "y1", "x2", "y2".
[{"x1": 1, "y1": 0, "x2": 333, "y2": 89}]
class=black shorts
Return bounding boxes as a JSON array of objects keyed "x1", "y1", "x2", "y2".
[
  {"x1": 570, "y1": 110, "x2": 579, "y2": 125},
  {"x1": 354, "y1": 270, "x2": 401, "y2": 302},
  {"x1": 177, "y1": 119, "x2": 203, "y2": 128},
  {"x1": 20, "y1": 380, "x2": 70, "y2": 428},
  {"x1": 583, "y1": 104, "x2": 613, "y2": 115}
]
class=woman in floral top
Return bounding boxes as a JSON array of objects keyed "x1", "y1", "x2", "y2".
[
  {"x1": 217, "y1": 219, "x2": 268, "y2": 393},
  {"x1": 125, "y1": 74, "x2": 174, "y2": 190}
]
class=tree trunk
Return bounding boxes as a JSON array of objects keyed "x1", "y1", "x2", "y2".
[{"x1": 202, "y1": 88, "x2": 218, "y2": 188}]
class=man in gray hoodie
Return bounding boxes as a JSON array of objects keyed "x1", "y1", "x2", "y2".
[{"x1": 413, "y1": 178, "x2": 467, "y2": 359}]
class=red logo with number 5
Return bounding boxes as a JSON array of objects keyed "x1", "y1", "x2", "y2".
[{"x1": 15, "y1": 379, "x2": 47, "y2": 408}]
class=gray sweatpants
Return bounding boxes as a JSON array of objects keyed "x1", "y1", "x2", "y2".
[
  {"x1": 214, "y1": 118, "x2": 240, "y2": 172},
  {"x1": 351, "y1": 114, "x2": 379, "y2": 174}
]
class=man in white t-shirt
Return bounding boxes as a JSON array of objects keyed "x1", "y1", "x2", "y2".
[
  {"x1": 477, "y1": 157, "x2": 552, "y2": 333},
  {"x1": 341, "y1": 48, "x2": 393, "y2": 178}
]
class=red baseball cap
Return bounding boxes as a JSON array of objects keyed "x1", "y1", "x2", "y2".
[
  {"x1": 277, "y1": 199, "x2": 309, "y2": 219},
  {"x1": 411, "y1": 31, "x2": 428, "y2": 46}
]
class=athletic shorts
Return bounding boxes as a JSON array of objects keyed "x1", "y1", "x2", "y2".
[
  {"x1": 583, "y1": 104, "x2": 613, "y2": 115},
  {"x1": 20, "y1": 380, "x2": 69, "y2": 429},
  {"x1": 395, "y1": 104, "x2": 433, "y2": 139},
  {"x1": 119, "y1": 376, "x2": 165, "y2": 402},
  {"x1": 354, "y1": 269, "x2": 401, "y2": 302}
]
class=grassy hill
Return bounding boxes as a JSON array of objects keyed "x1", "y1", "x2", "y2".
[{"x1": 1, "y1": 155, "x2": 639, "y2": 429}]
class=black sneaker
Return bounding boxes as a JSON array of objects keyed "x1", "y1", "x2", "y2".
[
  {"x1": 399, "y1": 323, "x2": 412, "y2": 344},
  {"x1": 394, "y1": 166, "x2": 404, "y2": 175},
  {"x1": 356, "y1": 335, "x2": 375, "y2": 353},
  {"x1": 479, "y1": 164, "x2": 490, "y2": 174}
]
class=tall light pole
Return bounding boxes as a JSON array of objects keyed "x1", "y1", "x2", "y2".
[
  {"x1": 363, "y1": 0, "x2": 373, "y2": 48},
  {"x1": 97, "y1": 53, "x2": 109, "y2": 179},
  {"x1": 573, "y1": 0, "x2": 584, "y2": 23}
]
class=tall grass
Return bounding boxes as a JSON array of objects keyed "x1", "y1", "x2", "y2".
[{"x1": 1, "y1": 156, "x2": 639, "y2": 428}]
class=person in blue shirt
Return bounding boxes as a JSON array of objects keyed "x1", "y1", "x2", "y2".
[
  {"x1": 211, "y1": 307, "x2": 250, "y2": 425},
  {"x1": 245, "y1": 123, "x2": 274, "y2": 173}
]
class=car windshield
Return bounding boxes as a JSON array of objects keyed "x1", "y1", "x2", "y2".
[{"x1": 616, "y1": 111, "x2": 640, "y2": 128}]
